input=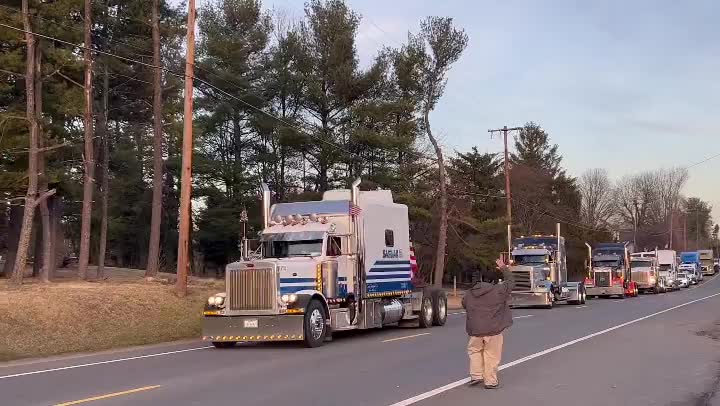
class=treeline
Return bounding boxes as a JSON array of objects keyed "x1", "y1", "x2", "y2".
[
  {"x1": 0, "y1": 0, "x2": 714, "y2": 286},
  {"x1": 579, "y1": 167, "x2": 716, "y2": 252}
]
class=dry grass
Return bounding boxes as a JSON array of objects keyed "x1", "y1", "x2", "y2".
[{"x1": 0, "y1": 271, "x2": 224, "y2": 362}]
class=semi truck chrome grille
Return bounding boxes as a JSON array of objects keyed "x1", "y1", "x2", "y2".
[
  {"x1": 632, "y1": 271, "x2": 649, "y2": 285},
  {"x1": 228, "y1": 268, "x2": 276, "y2": 311},
  {"x1": 511, "y1": 269, "x2": 532, "y2": 291},
  {"x1": 594, "y1": 271, "x2": 611, "y2": 287}
]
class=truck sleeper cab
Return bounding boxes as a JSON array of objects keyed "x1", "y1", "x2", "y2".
[{"x1": 202, "y1": 179, "x2": 447, "y2": 348}]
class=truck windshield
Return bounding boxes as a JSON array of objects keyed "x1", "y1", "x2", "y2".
[
  {"x1": 593, "y1": 260, "x2": 619, "y2": 268},
  {"x1": 658, "y1": 264, "x2": 671, "y2": 272},
  {"x1": 513, "y1": 255, "x2": 547, "y2": 265},
  {"x1": 630, "y1": 261, "x2": 651, "y2": 269},
  {"x1": 264, "y1": 240, "x2": 323, "y2": 258}
]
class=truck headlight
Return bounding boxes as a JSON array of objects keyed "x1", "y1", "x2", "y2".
[
  {"x1": 208, "y1": 294, "x2": 226, "y2": 307},
  {"x1": 281, "y1": 294, "x2": 298, "y2": 304}
]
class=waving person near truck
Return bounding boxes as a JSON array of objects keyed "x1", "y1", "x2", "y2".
[{"x1": 462, "y1": 265, "x2": 514, "y2": 389}]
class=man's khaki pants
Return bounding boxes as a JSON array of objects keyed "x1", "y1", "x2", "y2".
[{"x1": 467, "y1": 334, "x2": 503, "y2": 385}]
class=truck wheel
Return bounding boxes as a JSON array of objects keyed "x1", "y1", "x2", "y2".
[
  {"x1": 431, "y1": 290, "x2": 448, "y2": 326},
  {"x1": 418, "y1": 296, "x2": 433, "y2": 328},
  {"x1": 303, "y1": 299, "x2": 327, "y2": 348},
  {"x1": 212, "y1": 341, "x2": 236, "y2": 349}
]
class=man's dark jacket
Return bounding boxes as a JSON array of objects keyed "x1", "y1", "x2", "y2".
[{"x1": 462, "y1": 270, "x2": 514, "y2": 337}]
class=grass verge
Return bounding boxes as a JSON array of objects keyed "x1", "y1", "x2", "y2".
[{"x1": 0, "y1": 278, "x2": 222, "y2": 362}]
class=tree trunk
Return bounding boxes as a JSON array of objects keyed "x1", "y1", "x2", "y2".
[
  {"x1": 424, "y1": 110, "x2": 447, "y2": 287},
  {"x1": 32, "y1": 218, "x2": 42, "y2": 277},
  {"x1": 2, "y1": 205, "x2": 23, "y2": 278},
  {"x1": 34, "y1": 37, "x2": 52, "y2": 283},
  {"x1": 78, "y1": 0, "x2": 95, "y2": 281},
  {"x1": 146, "y1": 0, "x2": 164, "y2": 277},
  {"x1": 97, "y1": 68, "x2": 110, "y2": 279},
  {"x1": 11, "y1": 1, "x2": 40, "y2": 285}
]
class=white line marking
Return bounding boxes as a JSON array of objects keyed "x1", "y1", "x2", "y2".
[
  {"x1": 388, "y1": 291, "x2": 720, "y2": 406},
  {"x1": 0, "y1": 346, "x2": 212, "y2": 380},
  {"x1": 513, "y1": 315, "x2": 533, "y2": 319},
  {"x1": 382, "y1": 333, "x2": 431, "y2": 343},
  {"x1": 449, "y1": 311, "x2": 466, "y2": 316},
  {"x1": 575, "y1": 305, "x2": 588, "y2": 309}
]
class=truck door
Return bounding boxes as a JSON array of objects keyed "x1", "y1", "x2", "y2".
[{"x1": 327, "y1": 236, "x2": 354, "y2": 298}]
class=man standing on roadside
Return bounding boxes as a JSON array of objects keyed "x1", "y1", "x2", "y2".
[{"x1": 462, "y1": 263, "x2": 514, "y2": 389}]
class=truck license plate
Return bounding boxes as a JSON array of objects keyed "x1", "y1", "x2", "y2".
[{"x1": 243, "y1": 319, "x2": 258, "y2": 328}]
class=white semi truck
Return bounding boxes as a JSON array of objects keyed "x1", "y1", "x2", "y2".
[{"x1": 202, "y1": 179, "x2": 447, "y2": 348}]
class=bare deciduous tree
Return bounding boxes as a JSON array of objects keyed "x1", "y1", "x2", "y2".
[{"x1": 578, "y1": 168, "x2": 615, "y2": 228}]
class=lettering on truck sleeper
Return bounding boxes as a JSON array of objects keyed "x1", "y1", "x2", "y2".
[{"x1": 383, "y1": 249, "x2": 403, "y2": 259}]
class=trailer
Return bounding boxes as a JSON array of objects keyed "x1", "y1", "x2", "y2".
[
  {"x1": 656, "y1": 250, "x2": 679, "y2": 291},
  {"x1": 507, "y1": 224, "x2": 586, "y2": 309},
  {"x1": 202, "y1": 179, "x2": 447, "y2": 348},
  {"x1": 584, "y1": 242, "x2": 638, "y2": 298}
]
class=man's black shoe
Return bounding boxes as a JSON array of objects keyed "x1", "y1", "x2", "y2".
[
  {"x1": 484, "y1": 383, "x2": 500, "y2": 389},
  {"x1": 468, "y1": 379, "x2": 483, "y2": 386}
]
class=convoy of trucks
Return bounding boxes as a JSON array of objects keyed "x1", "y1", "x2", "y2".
[
  {"x1": 202, "y1": 179, "x2": 447, "y2": 348},
  {"x1": 201, "y1": 181, "x2": 717, "y2": 346}
]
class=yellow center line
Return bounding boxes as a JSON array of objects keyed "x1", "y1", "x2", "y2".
[
  {"x1": 382, "y1": 333, "x2": 431, "y2": 343},
  {"x1": 54, "y1": 385, "x2": 161, "y2": 405}
]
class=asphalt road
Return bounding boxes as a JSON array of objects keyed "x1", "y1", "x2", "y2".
[{"x1": 3, "y1": 276, "x2": 720, "y2": 406}]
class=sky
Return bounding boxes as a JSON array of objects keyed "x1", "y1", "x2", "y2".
[{"x1": 189, "y1": 0, "x2": 720, "y2": 221}]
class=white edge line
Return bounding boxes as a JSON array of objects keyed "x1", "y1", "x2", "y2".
[
  {"x1": 0, "y1": 346, "x2": 213, "y2": 380},
  {"x1": 513, "y1": 315, "x2": 533, "y2": 319},
  {"x1": 382, "y1": 333, "x2": 431, "y2": 343},
  {"x1": 388, "y1": 291, "x2": 720, "y2": 406}
]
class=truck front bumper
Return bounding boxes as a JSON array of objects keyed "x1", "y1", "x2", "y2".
[
  {"x1": 202, "y1": 314, "x2": 305, "y2": 342},
  {"x1": 510, "y1": 291, "x2": 550, "y2": 307},
  {"x1": 586, "y1": 286, "x2": 624, "y2": 297}
]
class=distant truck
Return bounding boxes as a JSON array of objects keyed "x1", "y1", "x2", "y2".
[
  {"x1": 680, "y1": 251, "x2": 703, "y2": 282},
  {"x1": 630, "y1": 254, "x2": 663, "y2": 294},
  {"x1": 202, "y1": 179, "x2": 447, "y2": 348},
  {"x1": 584, "y1": 242, "x2": 638, "y2": 298},
  {"x1": 656, "y1": 250, "x2": 679, "y2": 291},
  {"x1": 508, "y1": 224, "x2": 586, "y2": 308},
  {"x1": 698, "y1": 250, "x2": 715, "y2": 276}
]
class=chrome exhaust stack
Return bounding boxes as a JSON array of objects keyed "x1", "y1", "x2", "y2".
[
  {"x1": 261, "y1": 183, "x2": 270, "y2": 229},
  {"x1": 351, "y1": 178, "x2": 361, "y2": 206},
  {"x1": 585, "y1": 242, "x2": 593, "y2": 277}
]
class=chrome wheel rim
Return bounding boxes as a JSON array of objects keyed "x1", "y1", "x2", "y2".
[
  {"x1": 438, "y1": 297, "x2": 447, "y2": 321},
  {"x1": 309, "y1": 309, "x2": 324, "y2": 340},
  {"x1": 424, "y1": 299, "x2": 433, "y2": 324}
]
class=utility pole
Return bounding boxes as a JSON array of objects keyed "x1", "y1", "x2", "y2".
[
  {"x1": 696, "y1": 210, "x2": 700, "y2": 250},
  {"x1": 669, "y1": 209, "x2": 673, "y2": 250},
  {"x1": 176, "y1": 0, "x2": 196, "y2": 297},
  {"x1": 684, "y1": 214, "x2": 687, "y2": 251},
  {"x1": 488, "y1": 125, "x2": 522, "y2": 257}
]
